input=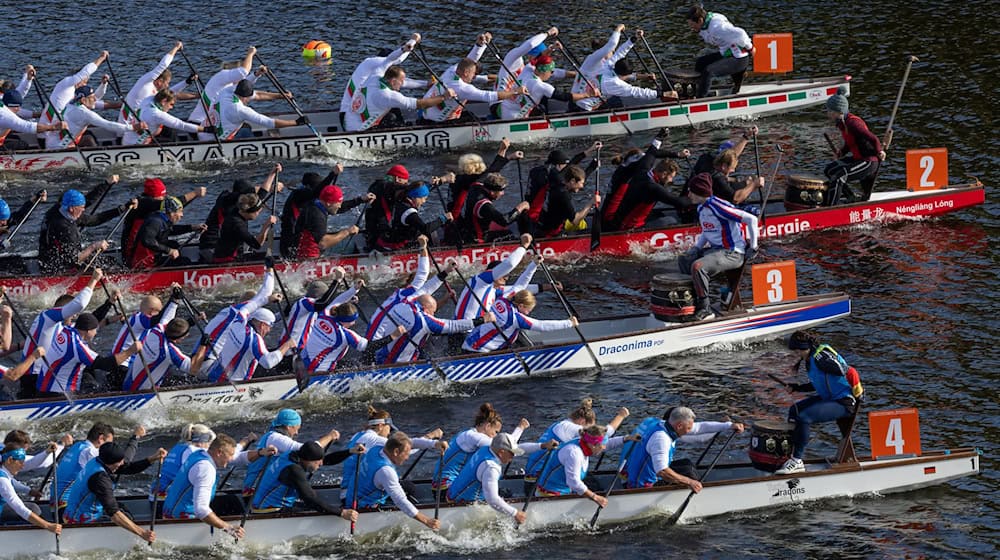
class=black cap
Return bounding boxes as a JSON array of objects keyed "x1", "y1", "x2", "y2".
[
  {"x1": 99, "y1": 442, "x2": 126, "y2": 464},
  {"x1": 75, "y1": 312, "x2": 99, "y2": 331},
  {"x1": 232, "y1": 179, "x2": 254, "y2": 195},
  {"x1": 298, "y1": 441, "x2": 324, "y2": 461},
  {"x1": 614, "y1": 58, "x2": 632, "y2": 76},
  {"x1": 302, "y1": 172, "x2": 321, "y2": 189},
  {"x1": 546, "y1": 150, "x2": 571, "y2": 165},
  {"x1": 234, "y1": 79, "x2": 254, "y2": 98}
]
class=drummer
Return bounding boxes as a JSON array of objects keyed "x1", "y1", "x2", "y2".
[
  {"x1": 774, "y1": 330, "x2": 863, "y2": 474},
  {"x1": 623, "y1": 406, "x2": 743, "y2": 490},
  {"x1": 823, "y1": 86, "x2": 886, "y2": 203}
]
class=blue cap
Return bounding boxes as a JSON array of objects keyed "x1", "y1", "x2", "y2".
[
  {"x1": 272, "y1": 408, "x2": 302, "y2": 428},
  {"x1": 527, "y1": 42, "x2": 547, "y2": 57},
  {"x1": 2, "y1": 90, "x2": 23, "y2": 107},
  {"x1": 1, "y1": 447, "x2": 26, "y2": 462},
  {"x1": 407, "y1": 183, "x2": 430, "y2": 199},
  {"x1": 61, "y1": 189, "x2": 86, "y2": 209},
  {"x1": 74, "y1": 85, "x2": 94, "y2": 100},
  {"x1": 0, "y1": 199, "x2": 10, "y2": 221},
  {"x1": 718, "y1": 140, "x2": 736, "y2": 154}
]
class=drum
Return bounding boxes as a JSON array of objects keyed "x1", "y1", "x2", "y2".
[
  {"x1": 784, "y1": 174, "x2": 829, "y2": 211},
  {"x1": 748, "y1": 420, "x2": 795, "y2": 471},
  {"x1": 650, "y1": 273, "x2": 696, "y2": 322}
]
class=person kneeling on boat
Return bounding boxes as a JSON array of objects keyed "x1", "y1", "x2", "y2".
[
  {"x1": 535, "y1": 424, "x2": 641, "y2": 506},
  {"x1": 133, "y1": 196, "x2": 208, "y2": 269},
  {"x1": 345, "y1": 65, "x2": 455, "y2": 132},
  {"x1": 63, "y1": 441, "x2": 167, "y2": 543},
  {"x1": 0, "y1": 445, "x2": 61, "y2": 533},
  {"x1": 375, "y1": 293, "x2": 492, "y2": 365},
  {"x1": 678, "y1": 173, "x2": 758, "y2": 321},
  {"x1": 623, "y1": 406, "x2": 743, "y2": 491},
  {"x1": 436, "y1": 403, "x2": 529, "y2": 491},
  {"x1": 346, "y1": 431, "x2": 447, "y2": 530},
  {"x1": 243, "y1": 409, "x2": 342, "y2": 497},
  {"x1": 123, "y1": 293, "x2": 208, "y2": 391},
  {"x1": 250, "y1": 441, "x2": 359, "y2": 521},
  {"x1": 686, "y1": 5, "x2": 754, "y2": 98},
  {"x1": 823, "y1": 87, "x2": 886, "y2": 204},
  {"x1": 35, "y1": 312, "x2": 140, "y2": 397},
  {"x1": 463, "y1": 289, "x2": 576, "y2": 352},
  {"x1": 447, "y1": 432, "x2": 542, "y2": 525},
  {"x1": 163, "y1": 433, "x2": 275, "y2": 540},
  {"x1": 774, "y1": 330, "x2": 863, "y2": 475},
  {"x1": 340, "y1": 406, "x2": 445, "y2": 506},
  {"x1": 205, "y1": 308, "x2": 296, "y2": 383}
]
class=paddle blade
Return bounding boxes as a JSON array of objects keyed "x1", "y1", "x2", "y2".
[{"x1": 590, "y1": 210, "x2": 602, "y2": 251}]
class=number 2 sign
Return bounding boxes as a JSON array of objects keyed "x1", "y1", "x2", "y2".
[
  {"x1": 869, "y1": 408, "x2": 922, "y2": 459},
  {"x1": 753, "y1": 34, "x2": 793, "y2": 73},
  {"x1": 906, "y1": 148, "x2": 948, "y2": 191}
]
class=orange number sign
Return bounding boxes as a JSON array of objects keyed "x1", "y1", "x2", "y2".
[
  {"x1": 868, "y1": 408, "x2": 922, "y2": 459},
  {"x1": 753, "y1": 34, "x2": 793, "y2": 73},
  {"x1": 905, "y1": 148, "x2": 948, "y2": 191},
  {"x1": 751, "y1": 261, "x2": 797, "y2": 306}
]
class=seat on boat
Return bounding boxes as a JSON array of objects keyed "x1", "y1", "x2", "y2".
[{"x1": 834, "y1": 399, "x2": 863, "y2": 464}]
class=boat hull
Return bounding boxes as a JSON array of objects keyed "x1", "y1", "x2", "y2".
[{"x1": 0, "y1": 294, "x2": 850, "y2": 423}]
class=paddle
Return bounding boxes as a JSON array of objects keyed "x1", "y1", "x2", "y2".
[
  {"x1": 104, "y1": 57, "x2": 179, "y2": 161},
  {"x1": 408, "y1": 46, "x2": 489, "y2": 135},
  {"x1": 516, "y1": 158, "x2": 525, "y2": 201},
  {"x1": 868, "y1": 55, "x2": 919, "y2": 196},
  {"x1": 767, "y1": 372, "x2": 793, "y2": 388},
  {"x1": 78, "y1": 206, "x2": 132, "y2": 276},
  {"x1": 32, "y1": 75, "x2": 91, "y2": 171},
  {"x1": 350, "y1": 447, "x2": 361, "y2": 535},
  {"x1": 36, "y1": 443, "x2": 69, "y2": 500},
  {"x1": 520, "y1": 445, "x2": 556, "y2": 524},
  {"x1": 757, "y1": 144, "x2": 785, "y2": 226},
  {"x1": 147, "y1": 456, "x2": 162, "y2": 546},
  {"x1": 98, "y1": 279, "x2": 165, "y2": 406},
  {"x1": 589, "y1": 440, "x2": 636, "y2": 528},
  {"x1": 238, "y1": 453, "x2": 272, "y2": 542},
  {"x1": 177, "y1": 46, "x2": 227, "y2": 157},
  {"x1": 252, "y1": 52, "x2": 325, "y2": 143},
  {"x1": 400, "y1": 447, "x2": 430, "y2": 481},
  {"x1": 823, "y1": 132, "x2": 839, "y2": 158},
  {"x1": 531, "y1": 244, "x2": 601, "y2": 371},
  {"x1": 665, "y1": 429, "x2": 738, "y2": 525},
  {"x1": 51, "y1": 445, "x2": 60, "y2": 555},
  {"x1": 4, "y1": 291, "x2": 73, "y2": 403},
  {"x1": 636, "y1": 33, "x2": 693, "y2": 127},
  {"x1": 694, "y1": 431, "x2": 721, "y2": 468},
  {"x1": 433, "y1": 453, "x2": 444, "y2": 520},
  {"x1": 556, "y1": 40, "x2": 631, "y2": 135},
  {"x1": 752, "y1": 128, "x2": 764, "y2": 206},
  {"x1": 590, "y1": 145, "x2": 602, "y2": 251},
  {"x1": 484, "y1": 41, "x2": 552, "y2": 125},
  {"x1": 425, "y1": 245, "x2": 531, "y2": 376},
  {"x1": 0, "y1": 190, "x2": 44, "y2": 249},
  {"x1": 358, "y1": 283, "x2": 449, "y2": 381}
]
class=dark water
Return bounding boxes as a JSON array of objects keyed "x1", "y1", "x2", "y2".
[{"x1": 1, "y1": 1, "x2": 997, "y2": 559}]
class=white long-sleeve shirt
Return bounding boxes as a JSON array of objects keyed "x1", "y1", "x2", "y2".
[
  {"x1": 372, "y1": 450, "x2": 419, "y2": 517},
  {"x1": 215, "y1": 83, "x2": 276, "y2": 139},
  {"x1": 39, "y1": 62, "x2": 98, "y2": 147},
  {"x1": 570, "y1": 31, "x2": 633, "y2": 111},
  {"x1": 188, "y1": 67, "x2": 250, "y2": 123},
  {"x1": 21, "y1": 445, "x2": 63, "y2": 473},
  {"x1": 499, "y1": 65, "x2": 557, "y2": 120},
  {"x1": 51, "y1": 102, "x2": 131, "y2": 150},
  {"x1": 205, "y1": 320, "x2": 283, "y2": 382},
  {"x1": 366, "y1": 255, "x2": 432, "y2": 340},
  {"x1": 198, "y1": 272, "x2": 274, "y2": 374},
  {"x1": 339, "y1": 430, "x2": 436, "y2": 500},
  {"x1": 281, "y1": 286, "x2": 356, "y2": 350},
  {"x1": 0, "y1": 105, "x2": 38, "y2": 134},
  {"x1": 185, "y1": 455, "x2": 218, "y2": 520},
  {"x1": 497, "y1": 33, "x2": 547, "y2": 92},
  {"x1": 0, "y1": 467, "x2": 33, "y2": 520},
  {"x1": 644, "y1": 421, "x2": 733, "y2": 474},
  {"x1": 463, "y1": 296, "x2": 571, "y2": 352},
  {"x1": 23, "y1": 286, "x2": 93, "y2": 377},
  {"x1": 454, "y1": 247, "x2": 528, "y2": 320},
  {"x1": 344, "y1": 73, "x2": 419, "y2": 132},
  {"x1": 693, "y1": 197, "x2": 759, "y2": 253},
  {"x1": 121, "y1": 52, "x2": 186, "y2": 123},
  {"x1": 121, "y1": 95, "x2": 198, "y2": 145},
  {"x1": 555, "y1": 436, "x2": 626, "y2": 495},
  {"x1": 340, "y1": 43, "x2": 414, "y2": 113},
  {"x1": 377, "y1": 301, "x2": 474, "y2": 364},
  {"x1": 421, "y1": 42, "x2": 496, "y2": 122},
  {"x1": 124, "y1": 301, "x2": 188, "y2": 390},
  {"x1": 699, "y1": 12, "x2": 753, "y2": 58}
]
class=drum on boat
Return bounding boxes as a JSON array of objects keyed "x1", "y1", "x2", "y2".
[
  {"x1": 784, "y1": 174, "x2": 829, "y2": 211},
  {"x1": 650, "y1": 273, "x2": 696, "y2": 322},
  {"x1": 749, "y1": 420, "x2": 795, "y2": 471}
]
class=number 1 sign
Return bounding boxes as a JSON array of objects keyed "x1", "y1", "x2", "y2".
[{"x1": 753, "y1": 34, "x2": 793, "y2": 73}]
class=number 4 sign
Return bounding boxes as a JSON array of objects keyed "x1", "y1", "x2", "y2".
[
  {"x1": 751, "y1": 260, "x2": 797, "y2": 306},
  {"x1": 906, "y1": 148, "x2": 948, "y2": 191},
  {"x1": 753, "y1": 34, "x2": 793, "y2": 73},
  {"x1": 869, "y1": 408, "x2": 922, "y2": 459}
]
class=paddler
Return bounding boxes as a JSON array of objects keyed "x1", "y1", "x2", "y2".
[
  {"x1": 523, "y1": 399, "x2": 626, "y2": 479},
  {"x1": 623, "y1": 406, "x2": 743, "y2": 490},
  {"x1": 417, "y1": 32, "x2": 525, "y2": 124},
  {"x1": 210, "y1": 193, "x2": 276, "y2": 263},
  {"x1": 242, "y1": 409, "x2": 342, "y2": 496},
  {"x1": 686, "y1": 5, "x2": 754, "y2": 98},
  {"x1": 38, "y1": 185, "x2": 137, "y2": 273},
  {"x1": 300, "y1": 290, "x2": 406, "y2": 373},
  {"x1": 0, "y1": 90, "x2": 65, "y2": 149},
  {"x1": 109, "y1": 293, "x2": 163, "y2": 369},
  {"x1": 462, "y1": 288, "x2": 577, "y2": 352},
  {"x1": 375, "y1": 293, "x2": 491, "y2": 365},
  {"x1": 445, "y1": 432, "x2": 540, "y2": 524},
  {"x1": 131, "y1": 196, "x2": 208, "y2": 269},
  {"x1": 38, "y1": 51, "x2": 108, "y2": 149},
  {"x1": 345, "y1": 431, "x2": 447, "y2": 530},
  {"x1": 678, "y1": 172, "x2": 759, "y2": 321},
  {"x1": 456, "y1": 172, "x2": 530, "y2": 244},
  {"x1": 35, "y1": 311, "x2": 140, "y2": 397},
  {"x1": 250, "y1": 441, "x2": 359, "y2": 521},
  {"x1": 443, "y1": 138, "x2": 522, "y2": 245},
  {"x1": 50, "y1": 422, "x2": 123, "y2": 511},
  {"x1": 491, "y1": 27, "x2": 571, "y2": 108},
  {"x1": 344, "y1": 65, "x2": 455, "y2": 132},
  {"x1": 122, "y1": 290, "x2": 208, "y2": 391},
  {"x1": 62, "y1": 441, "x2": 166, "y2": 540},
  {"x1": 188, "y1": 45, "x2": 257, "y2": 135},
  {"x1": 774, "y1": 330, "x2": 863, "y2": 475},
  {"x1": 119, "y1": 41, "x2": 195, "y2": 130},
  {"x1": 435, "y1": 403, "x2": 529, "y2": 491},
  {"x1": 203, "y1": 307, "x2": 296, "y2": 383},
  {"x1": 123, "y1": 177, "x2": 206, "y2": 267},
  {"x1": 289, "y1": 185, "x2": 360, "y2": 259},
  {"x1": 0, "y1": 189, "x2": 45, "y2": 242},
  {"x1": 603, "y1": 132, "x2": 692, "y2": 232},
  {"x1": 572, "y1": 46, "x2": 677, "y2": 112},
  {"x1": 700, "y1": 147, "x2": 765, "y2": 206},
  {"x1": 198, "y1": 266, "x2": 280, "y2": 374},
  {"x1": 0, "y1": 445, "x2": 61, "y2": 533},
  {"x1": 339, "y1": 33, "x2": 423, "y2": 129},
  {"x1": 121, "y1": 89, "x2": 214, "y2": 145},
  {"x1": 453, "y1": 233, "x2": 535, "y2": 320},
  {"x1": 535, "y1": 163, "x2": 599, "y2": 238},
  {"x1": 823, "y1": 86, "x2": 886, "y2": 203},
  {"x1": 201, "y1": 166, "x2": 281, "y2": 261},
  {"x1": 373, "y1": 177, "x2": 455, "y2": 252},
  {"x1": 363, "y1": 164, "x2": 411, "y2": 251},
  {"x1": 278, "y1": 267, "x2": 346, "y2": 349},
  {"x1": 496, "y1": 54, "x2": 597, "y2": 120},
  {"x1": 522, "y1": 143, "x2": 600, "y2": 234},
  {"x1": 49, "y1": 85, "x2": 143, "y2": 150},
  {"x1": 212, "y1": 78, "x2": 303, "y2": 140}
]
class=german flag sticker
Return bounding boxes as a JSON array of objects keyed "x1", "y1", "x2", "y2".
[{"x1": 924, "y1": 466, "x2": 937, "y2": 475}]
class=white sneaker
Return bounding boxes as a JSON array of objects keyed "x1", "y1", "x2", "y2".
[{"x1": 774, "y1": 457, "x2": 805, "y2": 475}]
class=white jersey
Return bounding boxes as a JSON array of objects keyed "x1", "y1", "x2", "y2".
[
  {"x1": 376, "y1": 300, "x2": 475, "y2": 364},
  {"x1": 340, "y1": 44, "x2": 413, "y2": 114},
  {"x1": 454, "y1": 247, "x2": 531, "y2": 320},
  {"x1": 301, "y1": 316, "x2": 368, "y2": 373},
  {"x1": 120, "y1": 52, "x2": 186, "y2": 124},
  {"x1": 694, "y1": 196, "x2": 759, "y2": 253},
  {"x1": 122, "y1": 95, "x2": 199, "y2": 145},
  {"x1": 39, "y1": 62, "x2": 98, "y2": 147},
  {"x1": 214, "y1": 83, "x2": 275, "y2": 139},
  {"x1": 344, "y1": 73, "x2": 419, "y2": 132},
  {"x1": 463, "y1": 296, "x2": 572, "y2": 352},
  {"x1": 280, "y1": 286, "x2": 357, "y2": 350},
  {"x1": 204, "y1": 319, "x2": 282, "y2": 382},
  {"x1": 496, "y1": 33, "x2": 547, "y2": 93},
  {"x1": 198, "y1": 272, "x2": 274, "y2": 374},
  {"x1": 571, "y1": 35, "x2": 636, "y2": 111},
  {"x1": 499, "y1": 66, "x2": 555, "y2": 120},
  {"x1": 699, "y1": 12, "x2": 753, "y2": 58},
  {"x1": 23, "y1": 287, "x2": 93, "y2": 378},
  {"x1": 36, "y1": 325, "x2": 98, "y2": 393},
  {"x1": 365, "y1": 255, "x2": 432, "y2": 340},
  {"x1": 188, "y1": 67, "x2": 250, "y2": 123},
  {"x1": 0, "y1": 105, "x2": 38, "y2": 135},
  {"x1": 420, "y1": 43, "x2": 496, "y2": 122},
  {"x1": 123, "y1": 301, "x2": 189, "y2": 390},
  {"x1": 111, "y1": 311, "x2": 154, "y2": 369},
  {"x1": 51, "y1": 102, "x2": 131, "y2": 150}
]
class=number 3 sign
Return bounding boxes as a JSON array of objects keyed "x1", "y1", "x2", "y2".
[
  {"x1": 869, "y1": 408, "x2": 922, "y2": 459},
  {"x1": 906, "y1": 148, "x2": 948, "y2": 191},
  {"x1": 751, "y1": 260, "x2": 797, "y2": 306}
]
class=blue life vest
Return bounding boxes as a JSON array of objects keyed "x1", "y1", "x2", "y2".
[
  {"x1": 251, "y1": 452, "x2": 297, "y2": 509},
  {"x1": 525, "y1": 420, "x2": 563, "y2": 477},
  {"x1": 153, "y1": 442, "x2": 191, "y2": 496},
  {"x1": 623, "y1": 417, "x2": 673, "y2": 488},
  {"x1": 163, "y1": 448, "x2": 216, "y2": 519},
  {"x1": 439, "y1": 429, "x2": 478, "y2": 486},
  {"x1": 339, "y1": 431, "x2": 371, "y2": 500},
  {"x1": 536, "y1": 438, "x2": 586, "y2": 496},
  {"x1": 348, "y1": 446, "x2": 395, "y2": 508},
  {"x1": 0, "y1": 469, "x2": 14, "y2": 514},
  {"x1": 807, "y1": 344, "x2": 852, "y2": 401},
  {"x1": 62, "y1": 458, "x2": 109, "y2": 523},
  {"x1": 243, "y1": 429, "x2": 281, "y2": 493},
  {"x1": 446, "y1": 446, "x2": 500, "y2": 502},
  {"x1": 52, "y1": 440, "x2": 92, "y2": 505}
]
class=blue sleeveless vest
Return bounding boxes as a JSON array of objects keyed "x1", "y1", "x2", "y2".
[
  {"x1": 525, "y1": 420, "x2": 563, "y2": 477},
  {"x1": 446, "y1": 446, "x2": 499, "y2": 502},
  {"x1": 153, "y1": 442, "x2": 191, "y2": 496},
  {"x1": 62, "y1": 458, "x2": 108, "y2": 523},
  {"x1": 349, "y1": 446, "x2": 395, "y2": 508},
  {"x1": 163, "y1": 448, "x2": 216, "y2": 518},
  {"x1": 623, "y1": 417, "x2": 672, "y2": 488},
  {"x1": 252, "y1": 452, "x2": 298, "y2": 509},
  {"x1": 52, "y1": 440, "x2": 91, "y2": 505},
  {"x1": 439, "y1": 429, "x2": 478, "y2": 486},
  {"x1": 339, "y1": 431, "x2": 368, "y2": 500},
  {"x1": 536, "y1": 438, "x2": 586, "y2": 495},
  {"x1": 243, "y1": 429, "x2": 281, "y2": 492}
]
